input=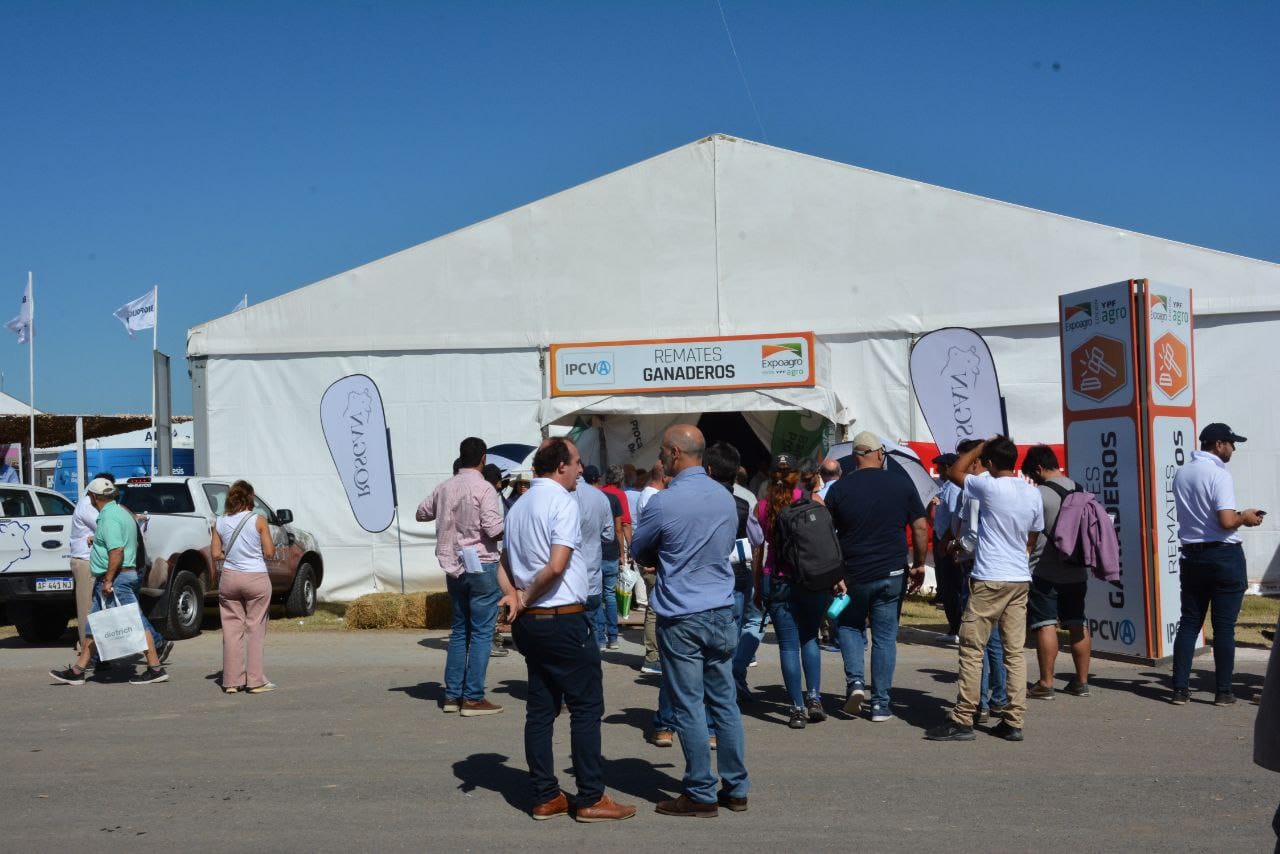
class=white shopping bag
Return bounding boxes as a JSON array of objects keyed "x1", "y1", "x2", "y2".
[
  {"x1": 617, "y1": 561, "x2": 638, "y2": 594},
  {"x1": 87, "y1": 593, "x2": 149, "y2": 661}
]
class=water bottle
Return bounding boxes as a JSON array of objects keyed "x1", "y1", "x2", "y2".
[{"x1": 826, "y1": 593, "x2": 850, "y2": 620}]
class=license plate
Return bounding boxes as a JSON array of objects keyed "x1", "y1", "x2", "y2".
[{"x1": 35, "y1": 577, "x2": 74, "y2": 592}]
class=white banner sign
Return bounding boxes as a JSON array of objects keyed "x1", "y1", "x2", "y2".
[
  {"x1": 1071, "y1": 417, "x2": 1148, "y2": 656},
  {"x1": 320, "y1": 374, "x2": 397, "y2": 533},
  {"x1": 5, "y1": 277, "x2": 32, "y2": 344},
  {"x1": 1150, "y1": 415, "x2": 1195, "y2": 656},
  {"x1": 909, "y1": 328, "x2": 1005, "y2": 454},
  {"x1": 550, "y1": 332, "x2": 820, "y2": 396}
]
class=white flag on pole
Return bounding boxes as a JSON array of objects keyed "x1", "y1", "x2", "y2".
[
  {"x1": 113, "y1": 288, "x2": 157, "y2": 337},
  {"x1": 232, "y1": 294, "x2": 247, "y2": 312},
  {"x1": 5, "y1": 278, "x2": 32, "y2": 344}
]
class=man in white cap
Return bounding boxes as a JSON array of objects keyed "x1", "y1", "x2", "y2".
[{"x1": 50, "y1": 477, "x2": 170, "y2": 685}]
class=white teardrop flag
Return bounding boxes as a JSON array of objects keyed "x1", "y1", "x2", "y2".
[
  {"x1": 320, "y1": 374, "x2": 397, "y2": 533},
  {"x1": 909, "y1": 328, "x2": 1006, "y2": 454}
]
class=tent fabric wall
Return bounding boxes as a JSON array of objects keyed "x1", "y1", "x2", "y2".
[
  {"x1": 204, "y1": 350, "x2": 542, "y2": 601},
  {"x1": 190, "y1": 135, "x2": 1280, "y2": 593}
]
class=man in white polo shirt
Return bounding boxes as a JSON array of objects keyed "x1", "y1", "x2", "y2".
[
  {"x1": 1170, "y1": 422, "x2": 1264, "y2": 706},
  {"x1": 498, "y1": 437, "x2": 635, "y2": 824},
  {"x1": 926, "y1": 435, "x2": 1043, "y2": 743}
]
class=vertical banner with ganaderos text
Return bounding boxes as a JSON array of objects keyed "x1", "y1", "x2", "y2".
[{"x1": 1059, "y1": 280, "x2": 1197, "y2": 661}]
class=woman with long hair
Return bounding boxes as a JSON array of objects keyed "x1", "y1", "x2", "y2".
[
  {"x1": 212, "y1": 480, "x2": 277, "y2": 694},
  {"x1": 752, "y1": 454, "x2": 829, "y2": 728}
]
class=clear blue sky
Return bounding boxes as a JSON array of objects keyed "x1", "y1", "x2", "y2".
[{"x1": 2, "y1": 1, "x2": 1276, "y2": 416}]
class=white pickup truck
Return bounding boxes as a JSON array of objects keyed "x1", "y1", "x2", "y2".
[
  {"x1": 0, "y1": 477, "x2": 324, "y2": 642},
  {"x1": 121, "y1": 477, "x2": 324, "y2": 639}
]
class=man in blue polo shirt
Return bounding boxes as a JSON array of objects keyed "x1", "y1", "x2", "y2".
[
  {"x1": 632, "y1": 424, "x2": 748, "y2": 817},
  {"x1": 1170, "y1": 422, "x2": 1264, "y2": 706}
]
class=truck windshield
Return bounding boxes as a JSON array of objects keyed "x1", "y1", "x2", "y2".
[{"x1": 118, "y1": 482, "x2": 197, "y2": 514}]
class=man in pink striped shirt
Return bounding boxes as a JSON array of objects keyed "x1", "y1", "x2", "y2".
[{"x1": 417, "y1": 437, "x2": 506, "y2": 716}]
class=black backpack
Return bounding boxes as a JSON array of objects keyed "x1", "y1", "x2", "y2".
[{"x1": 774, "y1": 495, "x2": 844, "y2": 592}]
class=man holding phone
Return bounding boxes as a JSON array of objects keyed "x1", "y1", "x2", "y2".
[{"x1": 1169, "y1": 422, "x2": 1265, "y2": 706}]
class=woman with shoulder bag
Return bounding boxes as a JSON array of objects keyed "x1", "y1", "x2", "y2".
[{"x1": 212, "y1": 480, "x2": 277, "y2": 694}]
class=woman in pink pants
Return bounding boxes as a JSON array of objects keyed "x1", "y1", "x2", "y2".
[{"x1": 212, "y1": 481, "x2": 277, "y2": 694}]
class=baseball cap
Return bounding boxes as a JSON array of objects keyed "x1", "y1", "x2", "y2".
[
  {"x1": 87, "y1": 477, "x2": 117, "y2": 496},
  {"x1": 851, "y1": 431, "x2": 883, "y2": 453},
  {"x1": 771, "y1": 453, "x2": 795, "y2": 471},
  {"x1": 1199, "y1": 423, "x2": 1246, "y2": 444},
  {"x1": 583, "y1": 464, "x2": 601, "y2": 483},
  {"x1": 932, "y1": 452, "x2": 959, "y2": 466}
]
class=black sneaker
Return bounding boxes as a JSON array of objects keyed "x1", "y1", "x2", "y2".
[
  {"x1": 1213, "y1": 692, "x2": 1236, "y2": 706},
  {"x1": 925, "y1": 720, "x2": 976, "y2": 741},
  {"x1": 1064, "y1": 679, "x2": 1090, "y2": 697},
  {"x1": 1170, "y1": 688, "x2": 1190, "y2": 705},
  {"x1": 50, "y1": 665, "x2": 86, "y2": 685},
  {"x1": 806, "y1": 696, "x2": 827, "y2": 723},
  {"x1": 130, "y1": 667, "x2": 169, "y2": 685},
  {"x1": 975, "y1": 708, "x2": 991, "y2": 724},
  {"x1": 1028, "y1": 683, "x2": 1055, "y2": 700},
  {"x1": 787, "y1": 707, "x2": 807, "y2": 729},
  {"x1": 989, "y1": 721, "x2": 1024, "y2": 742},
  {"x1": 157, "y1": 640, "x2": 175, "y2": 664}
]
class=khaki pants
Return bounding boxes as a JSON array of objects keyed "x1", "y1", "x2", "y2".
[
  {"x1": 641, "y1": 570, "x2": 658, "y2": 664},
  {"x1": 70, "y1": 558, "x2": 93, "y2": 645},
  {"x1": 952, "y1": 579, "x2": 1029, "y2": 728}
]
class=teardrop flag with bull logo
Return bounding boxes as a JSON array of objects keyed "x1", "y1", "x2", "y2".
[
  {"x1": 320, "y1": 374, "x2": 397, "y2": 533},
  {"x1": 909, "y1": 328, "x2": 1006, "y2": 454}
]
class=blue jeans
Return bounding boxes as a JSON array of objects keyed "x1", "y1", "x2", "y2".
[
  {"x1": 768, "y1": 576, "x2": 828, "y2": 708},
  {"x1": 731, "y1": 581, "x2": 766, "y2": 686},
  {"x1": 444, "y1": 563, "x2": 501, "y2": 701},
  {"x1": 1172, "y1": 543, "x2": 1248, "y2": 693},
  {"x1": 86, "y1": 570, "x2": 165, "y2": 651},
  {"x1": 656, "y1": 607, "x2": 749, "y2": 803},
  {"x1": 592, "y1": 559, "x2": 619, "y2": 644},
  {"x1": 837, "y1": 574, "x2": 902, "y2": 709},
  {"x1": 980, "y1": 624, "x2": 1008, "y2": 709}
]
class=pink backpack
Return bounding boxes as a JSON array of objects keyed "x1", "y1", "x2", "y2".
[{"x1": 1043, "y1": 482, "x2": 1121, "y2": 583}]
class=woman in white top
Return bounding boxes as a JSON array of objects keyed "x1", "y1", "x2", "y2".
[{"x1": 211, "y1": 480, "x2": 277, "y2": 694}]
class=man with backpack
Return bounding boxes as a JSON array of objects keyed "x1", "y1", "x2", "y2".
[
  {"x1": 825, "y1": 431, "x2": 928, "y2": 723},
  {"x1": 1021, "y1": 445, "x2": 1092, "y2": 699}
]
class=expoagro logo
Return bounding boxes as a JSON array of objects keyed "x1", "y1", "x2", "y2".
[
  {"x1": 1064, "y1": 302, "x2": 1093, "y2": 331},
  {"x1": 761, "y1": 342, "x2": 805, "y2": 378},
  {"x1": 1148, "y1": 293, "x2": 1169, "y2": 319}
]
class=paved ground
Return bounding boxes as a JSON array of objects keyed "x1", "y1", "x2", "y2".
[{"x1": 2, "y1": 622, "x2": 1275, "y2": 852}]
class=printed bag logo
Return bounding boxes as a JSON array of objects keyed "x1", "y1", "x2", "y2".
[{"x1": 761, "y1": 342, "x2": 805, "y2": 378}]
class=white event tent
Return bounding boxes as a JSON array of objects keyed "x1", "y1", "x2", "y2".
[{"x1": 187, "y1": 135, "x2": 1280, "y2": 600}]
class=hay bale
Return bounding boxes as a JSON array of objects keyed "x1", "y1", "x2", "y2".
[{"x1": 345, "y1": 591, "x2": 457, "y2": 630}]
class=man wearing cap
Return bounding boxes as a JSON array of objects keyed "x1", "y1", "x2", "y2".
[
  {"x1": 825, "y1": 431, "x2": 929, "y2": 723},
  {"x1": 931, "y1": 452, "x2": 963, "y2": 643},
  {"x1": 498, "y1": 437, "x2": 635, "y2": 823},
  {"x1": 1170, "y1": 423, "x2": 1265, "y2": 706},
  {"x1": 50, "y1": 477, "x2": 170, "y2": 686}
]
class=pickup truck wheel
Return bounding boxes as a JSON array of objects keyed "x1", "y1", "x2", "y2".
[
  {"x1": 164, "y1": 570, "x2": 205, "y2": 639},
  {"x1": 284, "y1": 563, "x2": 317, "y2": 617},
  {"x1": 12, "y1": 602, "x2": 70, "y2": 644}
]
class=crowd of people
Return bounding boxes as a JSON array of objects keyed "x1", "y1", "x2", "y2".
[{"x1": 41, "y1": 421, "x2": 1278, "y2": 841}]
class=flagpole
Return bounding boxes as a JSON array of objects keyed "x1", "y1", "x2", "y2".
[
  {"x1": 26, "y1": 272, "x2": 34, "y2": 485},
  {"x1": 150, "y1": 286, "x2": 158, "y2": 476}
]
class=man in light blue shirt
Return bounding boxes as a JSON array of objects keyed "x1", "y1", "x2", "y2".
[
  {"x1": 575, "y1": 473, "x2": 615, "y2": 650},
  {"x1": 632, "y1": 425, "x2": 747, "y2": 817}
]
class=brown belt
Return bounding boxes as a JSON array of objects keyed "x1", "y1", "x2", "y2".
[{"x1": 522, "y1": 603, "x2": 586, "y2": 617}]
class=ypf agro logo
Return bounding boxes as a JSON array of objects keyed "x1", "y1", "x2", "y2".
[
  {"x1": 560, "y1": 351, "x2": 615, "y2": 387},
  {"x1": 761, "y1": 342, "x2": 805, "y2": 378}
]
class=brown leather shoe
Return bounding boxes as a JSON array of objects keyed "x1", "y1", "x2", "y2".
[
  {"x1": 650, "y1": 729, "x2": 674, "y2": 747},
  {"x1": 574, "y1": 793, "x2": 637, "y2": 823},
  {"x1": 717, "y1": 789, "x2": 748, "y2": 812},
  {"x1": 531, "y1": 792, "x2": 569, "y2": 821},
  {"x1": 655, "y1": 794, "x2": 718, "y2": 818},
  {"x1": 459, "y1": 699, "x2": 503, "y2": 717}
]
